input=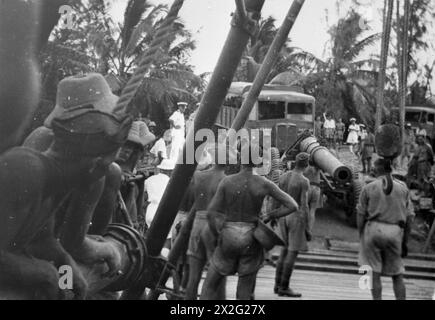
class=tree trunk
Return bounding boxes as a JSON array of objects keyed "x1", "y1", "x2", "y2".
[
  {"x1": 376, "y1": 0, "x2": 394, "y2": 129},
  {"x1": 398, "y1": 0, "x2": 410, "y2": 148}
]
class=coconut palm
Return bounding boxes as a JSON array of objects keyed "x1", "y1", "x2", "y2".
[
  {"x1": 37, "y1": 0, "x2": 203, "y2": 130},
  {"x1": 234, "y1": 16, "x2": 301, "y2": 83},
  {"x1": 82, "y1": 0, "x2": 202, "y2": 117},
  {"x1": 290, "y1": 10, "x2": 382, "y2": 127}
]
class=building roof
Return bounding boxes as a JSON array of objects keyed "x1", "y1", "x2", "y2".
[{"x1": 227, "y1": 82, "x2": 314, "y2": 104}]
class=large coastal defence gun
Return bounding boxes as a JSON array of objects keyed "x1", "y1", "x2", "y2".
[{"x1": 283, "y1": 131, "x2": 363, "y2": 226}]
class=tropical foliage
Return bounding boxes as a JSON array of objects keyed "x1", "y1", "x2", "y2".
[
  {"x1": 33, "y1": 0, "x2": 204, "y2": 133},
  {"x1": 291, "y1": 10, "x2": 381, "y2": 128}
]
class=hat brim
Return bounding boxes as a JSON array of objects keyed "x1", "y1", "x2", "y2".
[
  {"x1": 44, "y1": 93, "x2": 119, "y2": 128},
  {"x1": 157, "y1": 164, "x2": 175, "y2": 170}
]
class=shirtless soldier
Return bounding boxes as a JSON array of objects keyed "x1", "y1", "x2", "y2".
[
  {"x1": 304, "y1": 160, "x2": 322, "y2": 241},
  {"x1": 274, "y1": 153, "x2": 310, "y2": 298},
  {"x1": 200, "y1": 144, "x2": 299, "y2": 300},
  {"x1": 184, "y1": 144, "x2": 231, "y2": 300}
]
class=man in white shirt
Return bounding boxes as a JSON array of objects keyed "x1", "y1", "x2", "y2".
[
  {"x1": 144, "y1": 159, "x2": 175, "y2": 257},
  {"x1": 150, "y1": 130, "x2": 169, "y2": 165},
  {"x1": 169, "y1": 102, "x2": 187, "y2": 162},
  {"x1": 323, "y1": 112, "x2": 336, "y2": 147}
]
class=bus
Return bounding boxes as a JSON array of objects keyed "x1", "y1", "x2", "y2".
[
  {"x1": 391, "y1": 106, "x2": 435, "y2": 144},
  {"x1": 216, "y1": 82, "x2": 316, "y2": 153}
]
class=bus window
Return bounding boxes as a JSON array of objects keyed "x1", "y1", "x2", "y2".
[
  {"x1": 428, "y1": 113, "x2": 435, "y2": 123},
  {"x1": 258, "y1": 101, "x2": 286, "y2": 120},
  {"x1": 287, "y1": 103, "x2": 313, "y2": 122},
  {"x1": 405, "y1": 111, "x2": 421, "y2": 123}
]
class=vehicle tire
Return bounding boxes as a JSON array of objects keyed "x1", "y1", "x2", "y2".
[{"x1": 347, "y1": 167, "x2": 363, "y2": 228}]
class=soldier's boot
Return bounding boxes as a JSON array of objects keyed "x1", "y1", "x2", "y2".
[
  {"x1": 278, "y1": 265, "x2": 302, "y2": 298},
  {"x1": 274, "y1": 261, "x2": 283, "y2": 294}
]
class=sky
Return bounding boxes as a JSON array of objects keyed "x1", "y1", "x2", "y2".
[
  {"x1": 110, "y1": 0, "x2": 384, "y2": 73},
  {"x1": 109, "y1": 0, "x2": 434, "y2": 91}
]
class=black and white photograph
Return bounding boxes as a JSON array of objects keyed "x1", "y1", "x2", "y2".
[{"x1": 0, "y1": 0, "x2": 435, "y2": 305}]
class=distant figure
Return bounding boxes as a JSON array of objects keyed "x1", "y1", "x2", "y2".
[
  {"x1": 336, "y1": 118, "x2": 346, "y2": 146},
  {"x1": 314, "y1": 116, "x2": 323, "y2": 140},
  {"x1": 410, "y1": 135, "x2": 434, "y2": 190},
  {"x1": 361, "y1": 128, "x2": 375, "y2": 174},
  {"x1": 144, "y1": 159, "x2": 175, "y2": 257},
  {"x1": 416, "y1": 122, "x2": 427, "y2": 139},
  {"x1": 347, "y1": 118, "x2": 360, "y2": 156},
  {"x1": 150, "y1": 130, "x2": 169, "y2": 165},
  {"x1": 357, "y1": 159, "x2": 415, "y2": 300},
  {"x1": 323, "y1": 113, "x2": 336, "y2": 148},
  {"x1": 401, "y1": 123, "x2": 415, "y2": 169},
  {"x1": 115, "y1": 121, "x2": 155, "y2": 229},
  {"x1": 169, "y1": 102, "x2": 187, "y2": 162}
]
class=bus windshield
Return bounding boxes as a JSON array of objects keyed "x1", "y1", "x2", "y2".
[
  {"x1": 258, "y1": 101, "x2": 286, "y2": 120},
  {"x1": 287, "y1": 102, "x2": 313, "y2": 122},
  {"x1": 405, "y1": 111, "x2": 421, "y2": 123}
]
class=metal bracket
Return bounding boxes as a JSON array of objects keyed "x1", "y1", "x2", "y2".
[{"x1": 231, "y1": 7, "x2": 260, "y2": 36}]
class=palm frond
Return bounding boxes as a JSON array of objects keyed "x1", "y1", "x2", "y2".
[
  {"x1": 122, "y1": 0, "x2": 153, "y2": 47},
  {"x1": 288, "y1": 51, "x2": 327, "y2": 70},
  {"x1": 343, "y1": 33, "x2": 382, "y2": 61},
  {"x1": 124, "y1": 4, "x2": 167, "y2": 56}
]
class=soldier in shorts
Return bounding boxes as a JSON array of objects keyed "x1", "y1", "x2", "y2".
[
  {"x1": 200, "y1": 144, "x2": 299, "y2": 300},
  {"x1": 357, "y1": 158, "x2": 415, "y2": 300},
  {"x1": 274, "y1": 153, "x2": 310, "y2": 298},
  {"x1": 184, "y1": 144, "x2": 231, "y2": 300},
  {"x1": 304, "y1": 160, "x2": 322, "y2": 241}
]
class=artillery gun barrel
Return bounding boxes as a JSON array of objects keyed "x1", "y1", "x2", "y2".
[{"x1": 300, "y1": 136, "x2": 352, "y2": 184}]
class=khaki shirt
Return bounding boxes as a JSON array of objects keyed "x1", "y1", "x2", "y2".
[{"x1": 357, "y1": 178, "x2": 414, "y2": 225}]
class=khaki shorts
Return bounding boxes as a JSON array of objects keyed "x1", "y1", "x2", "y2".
[
  {"x1": 324, "y1": 128, "x2": 335, "y2": 139},
  {"x1": 279, "y1": 212, "x2": 308, "y2": 252},
  {"x1": 308, "y1": 185, "x2": 321, "y2": 210},
  {"x1": 187, "y1": 211, "x2": 217, "y2": 261},
  {"x1": 210, "y1": 222, "x2": 264, "y2": 277},
  {"x1": 359, "y1": 221, "x2": 405, "y2": 276}
]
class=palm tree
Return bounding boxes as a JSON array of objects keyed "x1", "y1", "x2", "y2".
[
  {"x1": 234, "y1": 16, "x2": 299, "y2": 83},
  {"x1": 290, "y1": 10, "x2": 381, "y2": 127},
  {"x1": 82, "y1": 0, "x2": 202, "y2": 117},
  {"x1": 37, "y1": 0, "x2": 203, "y2": 130}
]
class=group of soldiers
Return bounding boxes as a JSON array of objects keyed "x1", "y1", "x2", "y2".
[
  {"x1": 0, "y1": 68, "x2": 320, "y2": 300},
  {"x1": 0, "y1": 72, "x2": 420, "y2": 301},
  {"x1": 178, "y1": 148, "x2": 322, "y2": 300}
]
